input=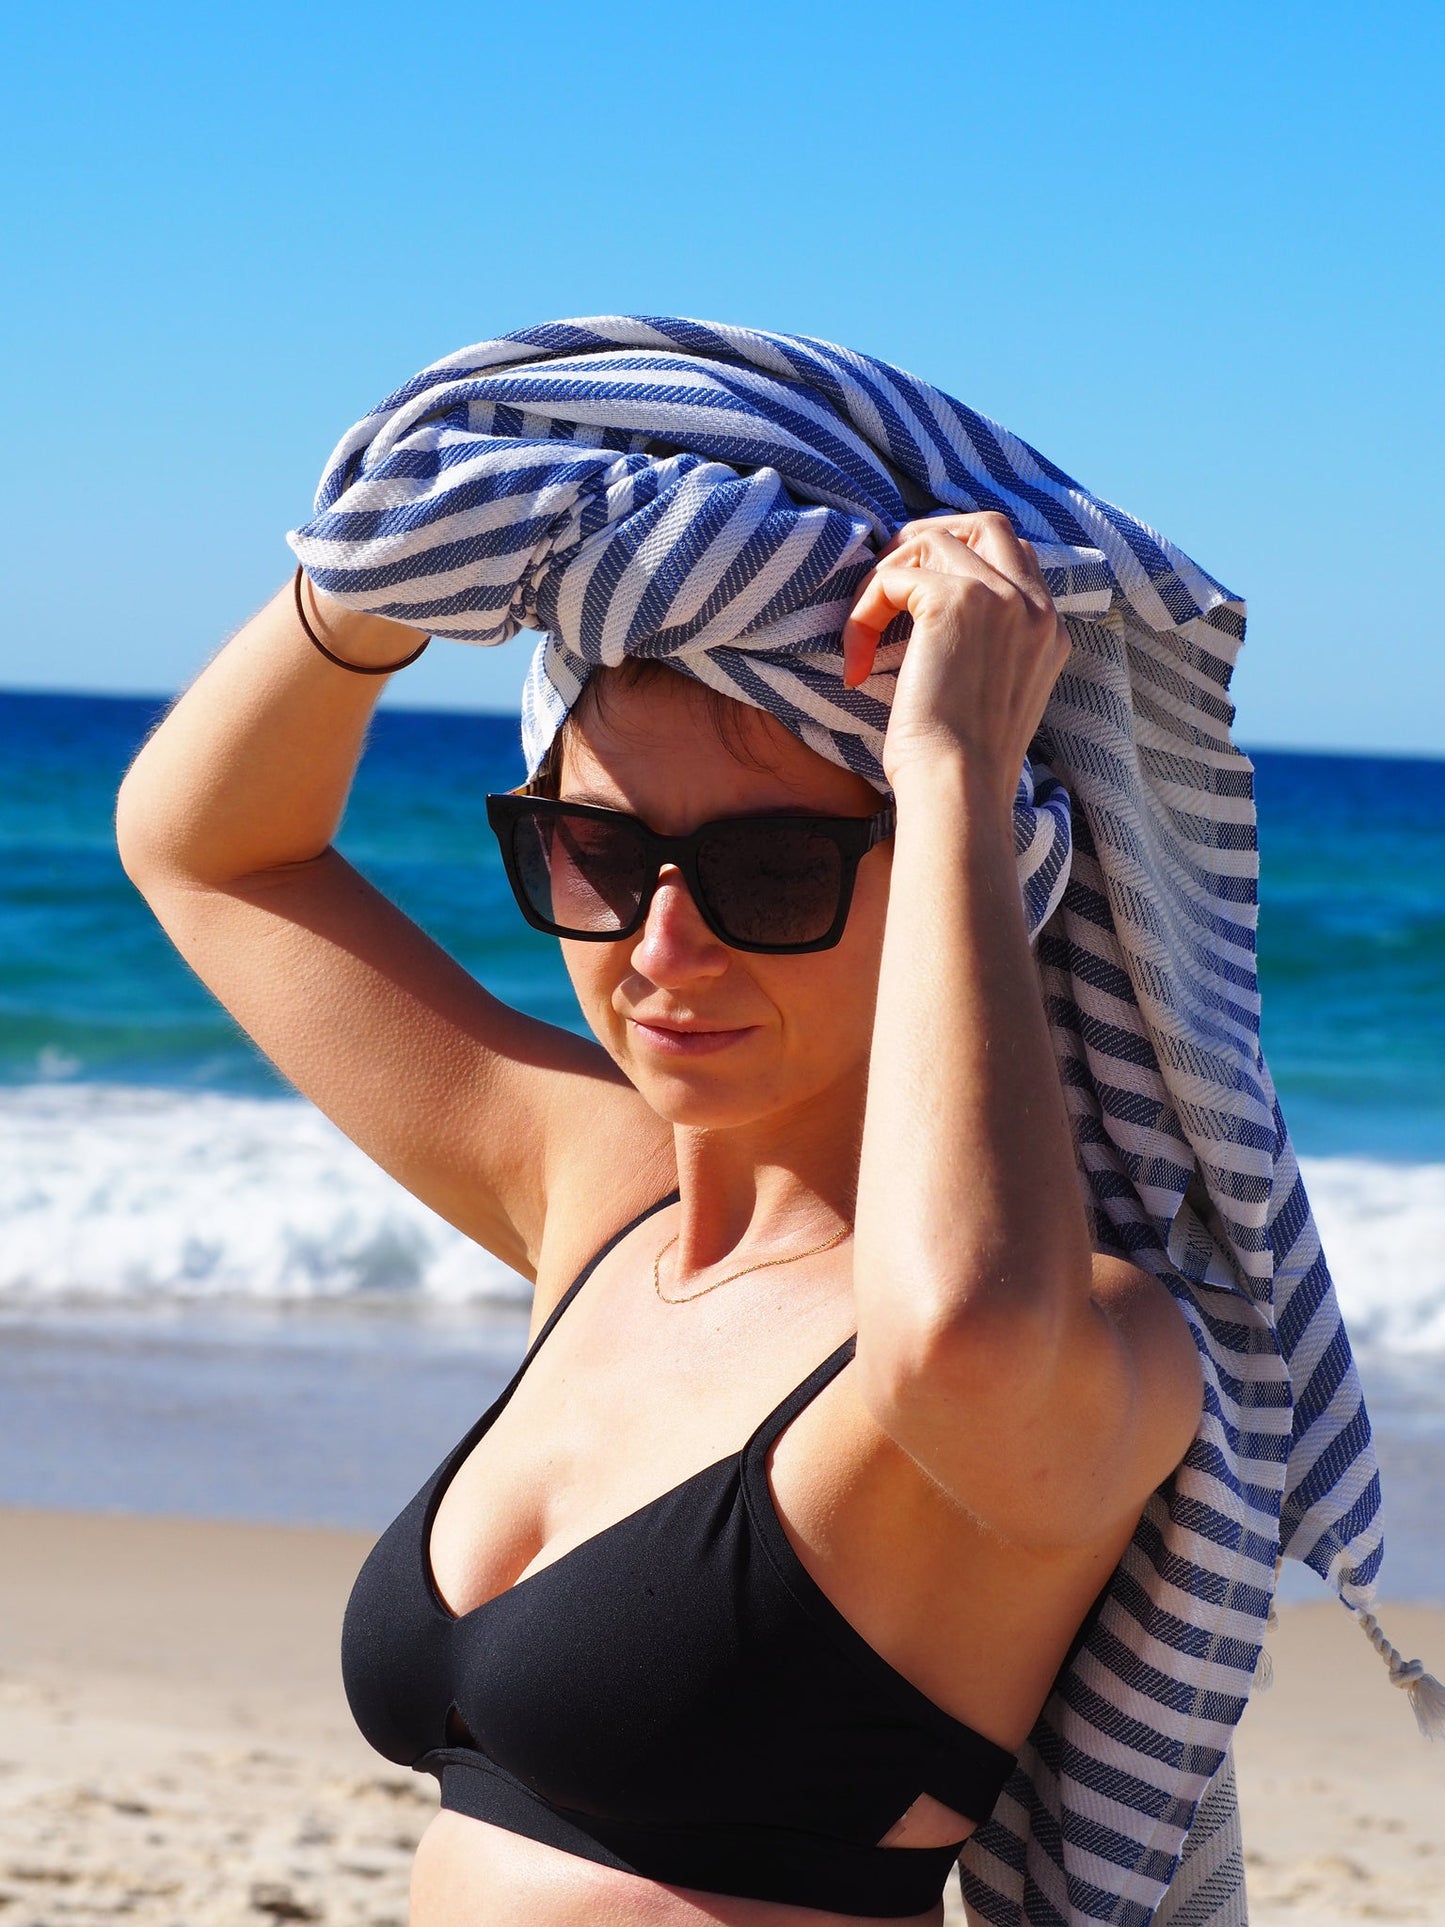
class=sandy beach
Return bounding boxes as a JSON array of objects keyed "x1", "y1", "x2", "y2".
[{"x1": 1, "y1": 1506, "x2": 1440, "y2": 1926}]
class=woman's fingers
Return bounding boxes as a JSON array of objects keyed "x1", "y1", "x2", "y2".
[
  {"x1": 881, "y1": 512, "x2": 1047, "y2": 599},
  {"x1": 841, "y1": 617, "x2": 878, "y2": 690},
  {"x1": 845, "y1": 581, "x2": 953, "y2": 683},
  {"x1": 841, "y1": 554, "x2": 947, "y2": 687},
  {"x1": 842, "y1": 515, "x2": 1062, "y2": 692},
  {"x1": 843, "y1": 526, "x2": 1016, "y2": 688}
]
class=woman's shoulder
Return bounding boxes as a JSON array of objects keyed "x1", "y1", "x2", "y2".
[{"x1": 527, "y1": 1082, "x2": 677, "y2": 1329}]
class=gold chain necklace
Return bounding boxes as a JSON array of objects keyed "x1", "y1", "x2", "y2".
[{"x1": 653, "y1": 1219, "x2": 852, "y2": 1305}]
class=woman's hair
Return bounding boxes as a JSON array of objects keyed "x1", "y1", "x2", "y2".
[{"x1": 521, "y1": 658, "x2": 785, "y2": 799}]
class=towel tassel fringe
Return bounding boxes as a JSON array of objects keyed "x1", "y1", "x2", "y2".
[
  {"x1": 1253, "y1": 1596, "x2": 1280, "y2": 1693},
  {"x1": 1354, "y1": 1606, "x2": 1445, "y2": 1740}
]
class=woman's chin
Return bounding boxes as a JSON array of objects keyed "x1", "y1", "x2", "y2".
[
  {"x1": 632, "y1": 1078, "x2": 771, "y2": 1131},
  {"x1": 620, "y1": 1037, "x2": 782, "y2": 1129}
]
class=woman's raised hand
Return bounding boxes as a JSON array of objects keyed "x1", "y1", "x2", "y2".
[{"x1": 840, "y1": 512, "x2": 1069, "y2": 807}]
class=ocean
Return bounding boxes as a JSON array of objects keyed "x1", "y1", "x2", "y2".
[{"x1": 2, "y1": 690, "x2": 1442, "y2": 1596}]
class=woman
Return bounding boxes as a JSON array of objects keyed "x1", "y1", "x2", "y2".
[
  {"x1": 115, "y1": 318, "x2": 1403, "y2": 1925},
  {"x1": 117, "y1": 500, "x2": 1201, "y2": 1924}
]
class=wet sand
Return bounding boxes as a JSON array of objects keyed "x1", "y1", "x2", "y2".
[{"x1": 1, "y1": 1507, "x2": 1440, "y2": 1924}]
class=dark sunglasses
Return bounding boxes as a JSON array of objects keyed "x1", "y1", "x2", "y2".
[{"x1": 485, "y1": 791, "x2": 895, "y2": 954}]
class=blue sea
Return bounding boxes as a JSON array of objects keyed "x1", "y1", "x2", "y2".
[{"x1": 2, "y1": 690, "x2": 1442, "y2": 1592}]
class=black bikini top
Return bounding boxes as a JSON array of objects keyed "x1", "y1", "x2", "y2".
[{"x1": 341, "y1": 1192, "x2": 1016, "y2": 1918}]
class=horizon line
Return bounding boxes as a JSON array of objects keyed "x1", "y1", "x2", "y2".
[{"x1": 3, "y1": 683, "x2": 1442, "y2": 767}]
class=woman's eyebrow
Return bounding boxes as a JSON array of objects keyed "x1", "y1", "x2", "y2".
[
  {"x1": 559, "y1": 789, "x2": 628, "y2": 809},
  {"x1": 558, "y1": 792, "x2": 821, "y2": 818}
]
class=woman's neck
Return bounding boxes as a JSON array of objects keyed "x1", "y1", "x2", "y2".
[{"x1": 665, "y1": 1065, "x2": 865, "y2": 1278}]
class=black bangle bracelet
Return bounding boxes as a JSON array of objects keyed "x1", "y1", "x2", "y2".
[{"x1": 293, "y1": 566, "x2": 431, "y2": 675}]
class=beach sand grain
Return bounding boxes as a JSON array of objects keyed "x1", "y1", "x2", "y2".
[{"x1": 1, "y1": 1509, "x2": 1439, "y2": 1926}]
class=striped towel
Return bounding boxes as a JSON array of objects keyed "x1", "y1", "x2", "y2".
[{"x1": 289, "y1": 316, "x2": 1438, "y2": 1924}]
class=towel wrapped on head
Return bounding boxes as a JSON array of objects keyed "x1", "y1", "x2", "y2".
[
  {"x1": 288, "y1": 316, "x2": 1136, "y2": 939},
  {"x1": 291, "y1": 316, "x2": 1432, "y2": 1925}
]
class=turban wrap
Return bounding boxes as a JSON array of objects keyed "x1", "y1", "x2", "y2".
[{"x1": 291, "y1": 318, "x2": 1432, "y2": 1924}]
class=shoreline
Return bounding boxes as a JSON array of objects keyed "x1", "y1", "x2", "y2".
[
  {"x1": 2, "y1": 1507, "x2": 1442, "y2": 1924},
  {"x1": 3, "y1": 1301, "x2": 1442, "y2": 1607}
]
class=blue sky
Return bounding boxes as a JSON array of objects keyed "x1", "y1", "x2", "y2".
[{"x1": 2, "y1": 2, "x2": 1440, "y2": 753}]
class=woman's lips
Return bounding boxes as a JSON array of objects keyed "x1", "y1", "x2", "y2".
[{"x1": 630, "y1": 1020, "x2": 756, "y2": 1056}]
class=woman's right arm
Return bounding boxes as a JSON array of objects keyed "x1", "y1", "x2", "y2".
[{"x1": 115, "y1": 574, "x2": 664, "y2": 1281}]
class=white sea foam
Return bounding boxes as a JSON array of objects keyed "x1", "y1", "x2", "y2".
[
  {"x1": 0, "y1": 1084, "x2": 529, "y2": 1307},
  {"x1": 1299, "y1": 1155, "x2": 1445, "y2": 1353},
  {"x1": 2, "y1": 1086, "x2": 1442, "y2": 1350}
]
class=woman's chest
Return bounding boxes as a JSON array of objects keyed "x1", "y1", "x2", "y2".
[
  {"x1": 421, "y1": 1283, "x2": 1082, "y2": 1756},
  {"x1": 343, "y1": 1294, "x2": 1116, "y2": 1835},
  {"x1": 425, "y1": 1285, "x2": 854, "y2": 1622}
]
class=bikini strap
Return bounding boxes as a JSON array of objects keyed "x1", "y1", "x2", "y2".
[
  {"x1": 747, "y1": 1333, "x2": 858, "y2": 1459},
  {"x1": 524, "y1": 1187, "x2": 681, "y2": 1365},
  {"x1": 417, "y1": 1188, "x2": 682, "y2": 1515}
]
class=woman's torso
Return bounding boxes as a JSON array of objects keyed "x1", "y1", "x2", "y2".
[{"x1": 348, "y1": 1147, "x2": 1135, "y2": 1926}]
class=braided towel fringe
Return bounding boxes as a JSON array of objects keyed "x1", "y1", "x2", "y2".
[
  {"x1": 1350, "y1": 1599, "x2": 1445, "y2": 1739},
  {"x1": 1246, "y1": 1559, "x2": 1442, "y2": 1736},
  {"x1": 290, "y1": 316, "x2": 1437, "y2": 1922},
  {"x1": 1252, "y1": 1585, "x2": 1281, "y2": 1694}
]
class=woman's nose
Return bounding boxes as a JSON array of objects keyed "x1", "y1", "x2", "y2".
[{"x1": 629, "y1": 865, "x2": 730, "y2": 980}]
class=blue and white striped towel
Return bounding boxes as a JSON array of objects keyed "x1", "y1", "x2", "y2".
[{"x1": 290, "y1": 316, "x2": 1439, "y2": 1924}]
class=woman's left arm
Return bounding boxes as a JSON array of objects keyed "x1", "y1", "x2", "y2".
[{"x1": 844, "y1": 514, "x2": 1202, "y2": 1550}]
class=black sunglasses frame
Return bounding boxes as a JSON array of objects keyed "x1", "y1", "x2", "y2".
[{"x1": 485, "y1": 791, "x2": 896, "y2": 954}]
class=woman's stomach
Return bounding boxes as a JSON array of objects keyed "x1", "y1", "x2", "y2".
[{"x1": 409, "y1": 1809, "x2": 949, "y2": 1927}]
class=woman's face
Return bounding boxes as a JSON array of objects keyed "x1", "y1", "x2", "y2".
[{"x1": 557, "y1": 672, "x2": 893, "y2": 1134}]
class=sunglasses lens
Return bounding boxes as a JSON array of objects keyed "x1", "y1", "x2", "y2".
[
  {"x1": 502, "y1": 803, "x2": 859, "y2": 950},
  {"x1": 512, "y1": 809, "x2": 648, "y2": 933},
  {"x1": 697, "y1": 822, "x2": 845, "y2": 947}
]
